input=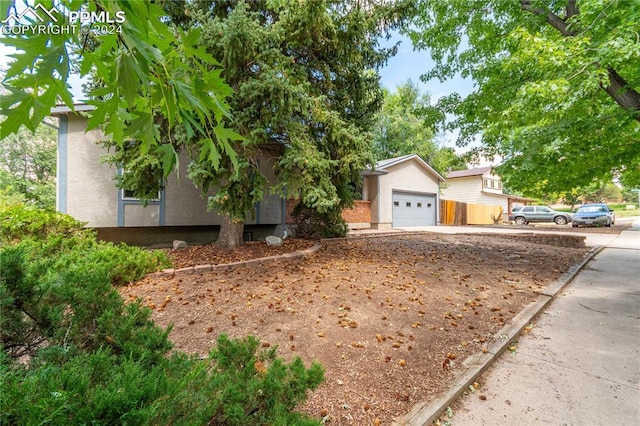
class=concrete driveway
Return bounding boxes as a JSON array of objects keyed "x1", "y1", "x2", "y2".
[{"x1": 352, "y1": 217, "x2": 638, "y2": 247}]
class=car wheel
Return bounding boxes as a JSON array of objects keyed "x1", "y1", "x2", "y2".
[
  {"x1": 572, "y1": 224, "x2": 578, "y2": 228},
  {"x1": 554, "y1": 216, "x2": 567, "y2": 225},
  {"x1": 514, "y1": 216, "x2": 527, "y2": 225}
]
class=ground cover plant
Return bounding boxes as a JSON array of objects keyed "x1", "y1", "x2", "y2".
[{"x1": 0, "y1": 205, "x2": 324, "y2": 425}]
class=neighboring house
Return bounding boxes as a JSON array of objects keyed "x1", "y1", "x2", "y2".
[
  {"x1": 362, "y1": 154, "x2": 445, "y2": 229},
  {"x1": 52, "y1": 105, "x2": 286, "y2": 246},
  {"x1": 441, "y1": 167, "x2": 534, "y2": 222}
]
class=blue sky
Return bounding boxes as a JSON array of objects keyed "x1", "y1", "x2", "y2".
[
  {"x1": 377, "y1": 32, "x2": 486, "y2": 162},
  {"x1": 378, "y1": 33, "x2": 474, "y2": 101}
]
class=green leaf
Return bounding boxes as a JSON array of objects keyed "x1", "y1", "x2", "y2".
[
  {"x1": 0, "y1": 91, "x2": 36, "y2": 137},
  {"x1": 116, "y1": 53, "x2": 143, "y2": 106},
  {"x1": 198, "y1": 138, "x2": 222, "y2": 170},
  {"x1": 154, "y1": 144, "x2": 178, "y2": 177},
  {"x1": 128, "y1": 112, "x2": 159, "y2": 153}
]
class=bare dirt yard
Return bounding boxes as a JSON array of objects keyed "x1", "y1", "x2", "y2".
[{"x1": 121, "y1": 230, "x2": 601, "y2": 425}]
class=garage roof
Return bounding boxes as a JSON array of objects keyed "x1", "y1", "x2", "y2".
[{"x1": 364, "y1": 154, "x2": 445, "y2": 181}]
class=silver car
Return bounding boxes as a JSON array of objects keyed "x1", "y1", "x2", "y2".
[
  {"x1": 572, "y1": 204, "x2": 614, "y2": 227},
  {"x1": 509, "y1": 206, "x2": 572, "y2": 225}
]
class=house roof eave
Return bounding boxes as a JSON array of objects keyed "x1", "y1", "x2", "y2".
[
  {"x1": 479, "y1": 191, "x2": 537, "y2": 202},
  {"x1": 446, "y1": 166, "x2": 493, "y2": 179},
  {"x1": 50, "y1": 104, "x2": 96, "y2": 115}
]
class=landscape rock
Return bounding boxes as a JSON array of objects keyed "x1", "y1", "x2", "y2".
[
  {"x1": 173, "y1": 240, "x2": 188, "y2": 250},
  {"x1": 265, "y1": 235, "x2": 283, "y2": 247}
]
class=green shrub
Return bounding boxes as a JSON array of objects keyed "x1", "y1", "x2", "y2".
[
  {"x1": 0, "y1": 243, "x2": 172, "y2": 362},
  {"x1": 153, "y1": 335, "x2": 324, "y2": 425},
  {"x1": 1, "y1": 205, "x2": 324, "y2": 424},
  {"x1": 292, "y1": 203, "x2": 348, "y2": 239},
  {"x1": 1, "y1": 204, "x2": 169, "y2": 285},
  {"x1": 0, "y1": 204, "x2": 88, "y2": 243},
  {"x1": 2, "y1": 335, "x2": 323, "y2": 425}
]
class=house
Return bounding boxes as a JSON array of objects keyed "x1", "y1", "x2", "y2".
[
  {"x1": 52, "y1": 106, "x2": 286, "y2": 246},
  {"x1": 441, "y1": 167, "x2": 535, "y2": 222},
  {"x1": 362, "y1": 154, "x2": 445, "y2": 229}
]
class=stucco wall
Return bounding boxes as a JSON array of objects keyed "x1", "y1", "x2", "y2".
[
  {"x1": 123, "y1": 203, "x2": 161, "y2": 226},
  {"x1": 363, "y1": 175, "x2": 380, "y2": 224},
  {"x1": 64, "y1": 114, "x2": 118, "y2": 227},
  {"x1": 163, "y1": 150, "x2": 218, "y2": 226},
  {"x1": 164, "y1": 154, "x2": 283, "y2": 226},
  {"x1": 375, "y1": 160, "x2": 440, "y2": 226},
  {"x1": 60, "y1": 114, "x2": 284, "y2": 228}
]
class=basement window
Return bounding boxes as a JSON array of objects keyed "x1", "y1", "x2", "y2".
[{"x1": 122, "y1": 189, "x2": 161, "y2": 201}]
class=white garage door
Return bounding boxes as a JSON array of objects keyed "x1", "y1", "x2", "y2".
[{"x1": 392, "y1": 191, "x2": 436, "y2": 227}]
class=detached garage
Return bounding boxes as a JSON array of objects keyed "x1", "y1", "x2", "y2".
[{"x1": 362, "y1": 154, "x2": 444, "y2": 229}]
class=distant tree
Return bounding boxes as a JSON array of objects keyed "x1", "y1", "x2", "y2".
[
  {"x1": 372, "y1": 80, "x2": 465, "y2": 174},
  {"x1": 561, "y1": 189, "x2": 582, "y2": 210},
  {"x1": 621, "y1": 186, "x2": 640, "y2": 205},
  {"x1": 0, "y1": 123, "x2": 56, "y2": 209},
  {"x1": 408, "y1": 0, "x2": 640, "y2": 194},
  {"x1": 580, "y1": 181, "x2": 623, "y2": 204}
]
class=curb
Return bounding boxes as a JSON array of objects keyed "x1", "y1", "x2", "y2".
[
  {"x1": 394, "y1": 245, "x2": 605, "y2": 426},
  {"x1": 148, "y1": 243, "x2": 323, "y2": 278}
]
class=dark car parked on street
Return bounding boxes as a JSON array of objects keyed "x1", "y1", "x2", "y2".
[
  {"x1": 572, "y1": 204, "x2": 615, "y2": 227},
  {"x1": 509, "y1": 205, "x2": 572, "y2": 225}
]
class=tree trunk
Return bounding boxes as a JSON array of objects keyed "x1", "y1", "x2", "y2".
[
  {"x1": 217, "y1": 214, "x2": 244, "y2": 249},
  {"x1": 602, "y1": 68, "x2": 640, "y2": 119}
]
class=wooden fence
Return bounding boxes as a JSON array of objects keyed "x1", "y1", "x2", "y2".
[
  {"x1": 440, "y1": 199, "x2": 504, "y2": 225},
  {"x1": 440, "y1": 199, "x2": 467, "y2": 225}
]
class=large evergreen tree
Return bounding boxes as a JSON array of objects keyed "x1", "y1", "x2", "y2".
[{"x1": 152, "y1": 0, "x2": 409, "y2": 247}]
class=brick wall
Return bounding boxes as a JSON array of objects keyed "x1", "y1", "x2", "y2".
[
  {"x1": 285, "y1": 199, "x2": 371, "y2": 226},
  {"x1": 341, "y1": 201, "x2": 371, "y2": 225}
]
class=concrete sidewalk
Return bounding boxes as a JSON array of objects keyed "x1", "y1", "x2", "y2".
[{"x1": 428, "y1": 222, "x2": 640, "y2": 425}]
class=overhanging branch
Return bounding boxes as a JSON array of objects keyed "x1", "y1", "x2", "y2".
[{"x1": 520, "y1": 0, "x2": 640, "y2": 121}]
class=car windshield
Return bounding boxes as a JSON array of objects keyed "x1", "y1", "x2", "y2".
[{"x1": 577, "y1": 206, "x2": 607, "y2": 213}]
